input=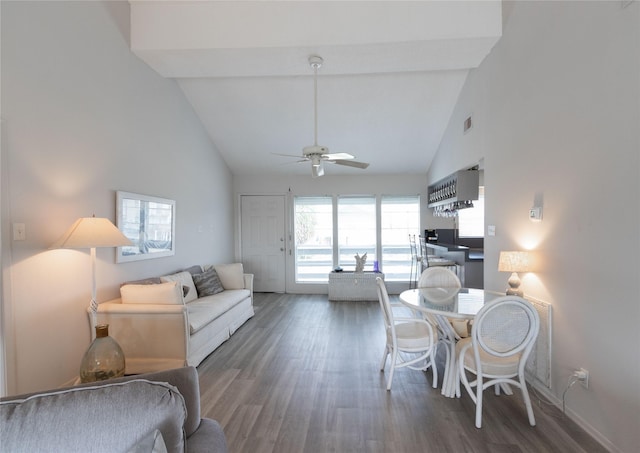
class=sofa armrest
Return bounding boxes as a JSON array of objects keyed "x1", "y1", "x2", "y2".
[
  {"x1": 243, "y1": 273, "x2": 254, "y2": 293},
  {"x1": 97, "y1": 300, "x2": 189, "y2": 374}
]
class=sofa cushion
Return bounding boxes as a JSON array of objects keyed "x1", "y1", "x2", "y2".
[
  {"x1": 0, "y1": 379, "x2": 187, "y2": 453},
  {"x1": 192, "y1": 268, "x2": 225, "y2": 297},
  {"x1": 187, "y1": 289, "x2": 251, "y2": 334},
  {"x1": 129, "y1": 429, "x2": 167, "y2": 453},
  {"x1": 121, "y1": 281, "x2": 184, "y2": 305},
  {"x1": 211, "y1": 263, "x2": 245, "y2": 290},
  {"x1": 161, "y1": 271, "x2": 198, "y2": 303}
]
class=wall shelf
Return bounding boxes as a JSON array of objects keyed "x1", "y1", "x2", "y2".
[{"x1": 427, "y1": 169, "x2": 479, "y2": 209}]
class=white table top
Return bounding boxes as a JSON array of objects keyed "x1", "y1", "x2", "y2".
[{"x1": 399, "y1": 288, "x2": 503, "y2": 319}]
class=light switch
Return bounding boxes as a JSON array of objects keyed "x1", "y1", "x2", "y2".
[
  {"x1": 529, "y1": 207, "x2": 542, "y2": 221},
  {"x1": 13, "y1": 223, "x2": 26, "y2": 241},
  {"x1": 488, "y1": 225, "x2": 496, "y2": 236}
]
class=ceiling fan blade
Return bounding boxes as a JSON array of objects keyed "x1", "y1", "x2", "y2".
[
  {"x1": 272, "y1": 152, "x2": 309, "y2": 159},
  {"x1": 322, "y1": 152, "x2": 354, "y2": 160},
  {"x1": 312, "y1": 161, "x2": 325, "y2": 178},
  {"x1": 332, "y1": 159, "x2": 370, "y2": 169}
]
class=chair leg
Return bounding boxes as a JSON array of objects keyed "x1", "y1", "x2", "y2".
[
  {"x1": 409, "y1": 259, "x2": 415, "y2": 289},
  {"x1": 430, "y1": 354, "x2": 438, "y2": 388},
  {"x1": 387, "y1": 349, "x2": 397, "y2": 390},
  {"x1": 520, "y1": 377, "x2": 536, "y2": 426},
  {"x1": 475, "y1": 382, "x2": 484, "y2": 429},
  {"x1": 380, "y1": 345, "x2": 389, "y2": 371}
]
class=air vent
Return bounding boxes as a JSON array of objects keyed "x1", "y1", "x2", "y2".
[{"x1": 464, "y1": 115, "x2": 473, "y2": 133}]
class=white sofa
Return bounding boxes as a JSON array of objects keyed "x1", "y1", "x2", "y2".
[{"x1": 97, "y1": 263, "x2": 254, "y2": 374}]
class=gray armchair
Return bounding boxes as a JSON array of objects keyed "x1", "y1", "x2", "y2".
[{"x1": 1, "y1": 366, "x2": 227, "y2": 453}]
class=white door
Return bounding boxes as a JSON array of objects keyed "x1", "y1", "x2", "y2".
[{"x1": 240, "y1": 195, "x2": 286, "y2": 292}]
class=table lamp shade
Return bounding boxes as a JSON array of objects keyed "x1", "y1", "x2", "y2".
[
  {"x1": 51, "y1": 216, "x2": 132, "y2": 249},
  {"x1": 498, "y1": 251, "x2": 532, "y2": 273},
  {"x1": 498, "y1": 251, "x2": 533, "y2": 297}
]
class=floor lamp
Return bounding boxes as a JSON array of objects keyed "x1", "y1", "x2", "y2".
[
  {"x1": 51, "y1": 216, "x2": 133, "y2": 382},
  {"x1": 51, "y1": 215, "x2": 133, "y2": 331}
]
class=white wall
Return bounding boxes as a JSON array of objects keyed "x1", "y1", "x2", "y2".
[
  {"x1": 1, "y1": 1, "x2": 234, "y2": 395},
  {"x1": 428, "y1": 2, "x2": 639, "y2": 452}
]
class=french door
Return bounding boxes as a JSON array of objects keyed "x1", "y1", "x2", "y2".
[{"x1": 240, "y1": 195, "x2": 286, "y2": 292}]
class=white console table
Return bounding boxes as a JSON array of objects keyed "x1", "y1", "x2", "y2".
[{"x1": 328, "y1": 272, "x2": 384, "y2": 301}]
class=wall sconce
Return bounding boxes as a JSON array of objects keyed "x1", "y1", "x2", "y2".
[{"x1": 498, "y1": 251, "x2": 533, "y2": 297}]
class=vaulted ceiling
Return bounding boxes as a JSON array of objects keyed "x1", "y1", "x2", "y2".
[{"x1": 130, "y1": 1, "x2": 502, "y2": 177}]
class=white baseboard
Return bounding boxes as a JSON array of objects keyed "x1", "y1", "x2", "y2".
[{"x1": 530, "y1": 380, "x2": 619, "y2": 453}]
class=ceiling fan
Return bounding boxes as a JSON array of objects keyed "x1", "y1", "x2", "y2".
[{"x1": 274, "y1": 55, "x2": 370, "y2": 178}]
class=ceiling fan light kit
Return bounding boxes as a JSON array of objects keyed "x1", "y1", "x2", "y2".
[{"x1": 273, "y1": 55, "x2": 369, "y2": 178}]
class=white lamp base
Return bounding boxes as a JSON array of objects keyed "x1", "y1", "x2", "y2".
[{"x1": 506, "y1": 272, "x2": 524, "y2": 297}]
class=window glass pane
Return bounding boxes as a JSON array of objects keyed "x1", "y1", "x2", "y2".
[
  {"x1": 294, "y1": 196, "x2": 333, "y2": 282},
  {"x1": 338, "y1": 196, "x2": 376, "y2": 270},
  {"x1": 381, "y1": 196, "x2": 420, "y2": 281},
  {"x1": 458, "y1": 186, "x2": 484, "y2": 238}
]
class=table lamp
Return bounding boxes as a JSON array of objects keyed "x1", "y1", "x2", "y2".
[{"x1": 498, "y1": 251, "x2": 532, "y2": 297}]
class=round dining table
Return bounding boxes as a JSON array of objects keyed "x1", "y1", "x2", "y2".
[{"x1": 398, "y1": 287, "x2": 503, "y2": 398}]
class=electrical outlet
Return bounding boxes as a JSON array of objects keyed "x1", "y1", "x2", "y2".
[{"x1": 575, "y1": 368, "x2": 589, "y2": 389}]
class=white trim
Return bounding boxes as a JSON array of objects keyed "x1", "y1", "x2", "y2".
[{"x1": 530, "y1": 380, "x2": 621, "y2": 453}]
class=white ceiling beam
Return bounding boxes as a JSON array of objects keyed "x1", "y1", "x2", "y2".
[{"x1": 130, "y1": 0, "x2": 502, "y2": 78}]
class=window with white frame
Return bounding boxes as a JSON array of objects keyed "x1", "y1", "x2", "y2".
[
  {"x1": 294, "y1": 196, "x2": 333, "y2": 282},
  {"x1": 293, "y1": 194, "x2": 420, "y2": 283},
  {"x1": 337, "y1": 196, "x2": 376, "y2": 270}
]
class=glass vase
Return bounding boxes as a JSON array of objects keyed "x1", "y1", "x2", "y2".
[{"x1": 79, "y1": 324, "x2": 125, "y2": 383}]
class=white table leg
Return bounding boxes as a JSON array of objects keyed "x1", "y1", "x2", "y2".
[{"x1": 434, "y1": 315, "x2": 459, "y2": 398}]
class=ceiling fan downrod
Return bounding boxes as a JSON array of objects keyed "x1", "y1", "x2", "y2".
[{"x1": 309, "y1": 55, "x2": 323, "y2": 148}]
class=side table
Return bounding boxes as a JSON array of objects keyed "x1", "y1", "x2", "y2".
[{"x1": 328, "y1": 271, "x2": 384, "y2": 301}]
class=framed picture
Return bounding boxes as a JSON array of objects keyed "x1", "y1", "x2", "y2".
[{"x1": 116, "y1": 191, "x2": 175, "y2": 263}]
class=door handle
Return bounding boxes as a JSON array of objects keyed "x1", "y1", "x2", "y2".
[{"x1": 280, "y1": 247, "x2": 284, "y2": 252}]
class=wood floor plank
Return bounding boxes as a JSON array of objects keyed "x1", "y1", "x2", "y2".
[{"x1": 197, "y1": 293, "x2": 607, "y2": 453}]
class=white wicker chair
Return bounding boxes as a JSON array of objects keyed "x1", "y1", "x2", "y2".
[
  {"x1": 417, "y1": 266, "x2": 464, "y2": 373},
  {"x1": 418, "y1": 267, "x2": 461, "y2": 288},
  {"x1": 456, "y1": 296, "x2": 540, "y2": 428},
  {"x1": 376, "y1": 277, "x2": 438, "y2": 390}
]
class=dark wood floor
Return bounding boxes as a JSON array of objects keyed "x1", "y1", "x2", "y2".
[{"x1": 197, "y1": 293, "x2": 606, "y2": 453}]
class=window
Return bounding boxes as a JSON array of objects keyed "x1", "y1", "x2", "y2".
[
  {"x1": 294, "y1": 197, "x2": 333, "y2": 282},
  {"x1": 381, "y1": 196, "x2": 420, "y2": 281},
  {"x1": 293, "y1": 194, "x2": 420, "y2": 283},
  {"x1": 458, "y1": 186, "x2": 484, "y2": 238},
  {"x1": 337, "y1": 196, "x2": 376, "y2": 270}
]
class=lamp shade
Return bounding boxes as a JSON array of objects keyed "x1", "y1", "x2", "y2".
[
  {"x1": 498, "y1": 251, "x2": 533, "y2": 273},
  {"x1": 51, "y1": 216, "x2": 132, "y2": 249}
]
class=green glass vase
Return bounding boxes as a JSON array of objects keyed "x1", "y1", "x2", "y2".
[{"x1": 79, "y1": 324, "x2": 125, "y2": 383}]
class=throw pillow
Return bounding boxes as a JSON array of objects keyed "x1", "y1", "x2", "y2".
[
  {"x1": 192, "y1": 268, "x2": 225, "y2": 297},
  {"x1": 120, "y1": 281, "x2": 184, "y2": 305},
  {"x1": 160, "y1": 271, "x2": 198, "y2": 303},
  {"x1": 184, "y1": 265, "x2": 203, "y2": 276},
  {"x1": 214, "y1": 263, "x2": 245, "y2": 290},
  {"x1": 121, "y1": 277, "x2": 190, "y2": 299}
]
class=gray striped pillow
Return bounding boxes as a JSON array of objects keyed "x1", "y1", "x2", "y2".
[{"x1": 192, "y1": 268, "x2": 225, "y2": 297}]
